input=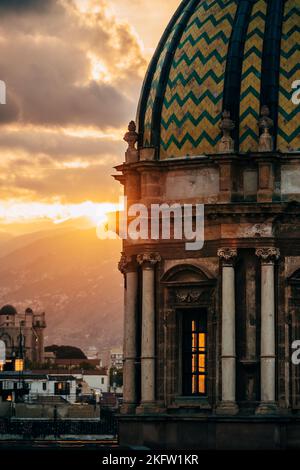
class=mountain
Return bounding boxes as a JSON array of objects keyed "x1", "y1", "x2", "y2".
[
  {"x1": 0, "y1": 226, "x2": 73, "y2": 257},
  {"x1": 0, "y1": 228, "x2": 123, "y2": 355},
  {"x1": 0, "y1": 231, "x2": 14, "y2": 246}
]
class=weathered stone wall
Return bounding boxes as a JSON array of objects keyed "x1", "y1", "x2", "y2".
[{"x1": 0, "y1": 403, "x2": 100, "y2": 419}]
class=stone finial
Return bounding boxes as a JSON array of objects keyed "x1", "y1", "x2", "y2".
[
  {"x1": 124, "y1": 121, "x2": 138, "y2": 151},
  {"x1": 217, "y1": 247, "x2": 238, "y2": 266},
  {"x1": 255, "y1": 247, "x2": 280, "y2": 265},
  {"x1": 123, "y1": 121, "x2": 139, "y2": 163},
  {"x1": 218, "y1": 110, "x2": 235, "y2": 153},
  {"x1": 258, "y1": 105, "x2": 273, "y2": 152}
]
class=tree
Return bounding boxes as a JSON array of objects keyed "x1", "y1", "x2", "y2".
[{"x1": 45, "y1": 345, "x2": 87, "y2": 359}]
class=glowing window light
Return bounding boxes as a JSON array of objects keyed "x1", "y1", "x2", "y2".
[{"x1": 14, "y1": 359, "x2": 24, "y2": 372}]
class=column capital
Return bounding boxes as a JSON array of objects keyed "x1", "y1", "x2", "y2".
[
  {"x1": 137, "y1": 252, "x2": 161, "y2": 268},
  {"x1": 118, "y1": 253, "x2": 137, "y2": 274},
  {"x1": 217, "y1": 247, "x2": 237, "y2": 266},
  {"x1": 255, "y1": 247, "x2": 280, "y2": 265}
]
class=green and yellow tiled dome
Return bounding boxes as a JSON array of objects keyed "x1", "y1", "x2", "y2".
[{"x1": 137, "y1": 0, "x2": 300, "y2": 159}]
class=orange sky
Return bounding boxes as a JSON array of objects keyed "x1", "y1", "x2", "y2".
[{"x1": 0, "y1": 0, "x2": 180, "y2": 234}]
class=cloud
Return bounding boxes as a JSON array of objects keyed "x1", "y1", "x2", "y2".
[
  {"x1": 0, "y1": 0, "x2": 178, "y2": 211},
  {"x1": 0, "y1": 126, "x2": 125, "y2": 202},
  {"x1": 0, "y1": 127, "x2": 123, "y2": 160},
  {"x1": 0, "y1": 0, "x2": 55, "y2": 12},
  {"x1": 0, "y1": 152, "x2": 123, "y2": 202},
  {"x1": 0, "y1": 0, "x2": 145, "y2": 128}
]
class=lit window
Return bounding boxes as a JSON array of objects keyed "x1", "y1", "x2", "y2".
[
  {"x1": 55, "y1": 382, "x2": 70, "y2": 395},
  {"x1": 14, "y1": 359, "x2": 24, "y2": 372},
  {"x1": 182, "y1": 310, "x2": 207, "y2": 396}
]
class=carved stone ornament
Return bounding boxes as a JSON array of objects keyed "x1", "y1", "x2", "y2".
[
  {"x1": 217, "y1": 247, "x2": 238, "y2": 265},
  {"x1": 218, "y1": 110, "x2": 235, "y2": 153},
  {"x1": 118, "y1": 253, "x2": 134, "y2": 274},
  {"x1": 175, "y1": 290, "x2": 203, "y2": 304},
  {"x1": 255, "y1": 247, "x2": 280, "y2": 264},
  {"x1": 258, "y1": 105, "x2": 274, "y2": 152},
  {"x1": 137, "y1": 252, "x2": 161, "y2": 267},
  {"x1": 123, "y1": 121, "x2": 138, "y2": 151}
]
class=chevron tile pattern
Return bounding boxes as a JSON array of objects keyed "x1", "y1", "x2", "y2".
[
  {"x1": 239, "y1": 0, "x2": 267, "y2": 153},
  {"x1": 159, "y1": 0, "x2": 237, "y2": 159},
  {"x1": 278, "y1": 1, "x2": 300, "y2": 152},
  {"x1": 139, "y1": 0, "x2": 300, "y2": 159},
  {"x1": 143, "y1": 7, "x2": 187, "y2": 147}
]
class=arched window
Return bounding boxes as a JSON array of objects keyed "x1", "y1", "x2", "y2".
[{"x1": 161, "y1": 264, "x2": 216, "y2": 402}]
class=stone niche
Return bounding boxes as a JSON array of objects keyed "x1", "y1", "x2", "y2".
[
  {"x1": 164, "y1": 167, "x2": 219, "y2": 202},
  {"x1": 281, "y1": 166, "x2": 300, "y2": 199}
]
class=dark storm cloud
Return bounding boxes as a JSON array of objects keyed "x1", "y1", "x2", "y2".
[
  {"x1": 0, "y1": 0, "x2": 144, "y2": 128},
  {"x1": 0, "y1": 0, "x2": 59, "y2": 13},
  {"x1": 0, "y1": 0, "x2": 145, "y2": 203}
]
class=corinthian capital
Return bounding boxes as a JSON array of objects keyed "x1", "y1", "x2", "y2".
[
  {"x1": 137, "y1": 252, "x2": 161, "y2": 268},
  {"x1": 118, "y1": 253, "x2": 136, "y2": 274},
  {"x1": 255, "y1": 247, "x2": 280, "y2": 265},
  {"x1": 217, "y1": 247, "x2": 237, "y2": 266}
]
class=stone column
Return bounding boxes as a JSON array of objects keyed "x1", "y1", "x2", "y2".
[
  {"x1": 217, "y1": 248, "x2": 239, "y2": 415},
  {"x1": 118, "y1": 253, "x2": 138, "y2": 413},
  {"x1": 255, "y1": 247, "x2": 280, "y2": 414},
  {"x1": 137, "y1": 252, "x2": 161, "y2": 411}
]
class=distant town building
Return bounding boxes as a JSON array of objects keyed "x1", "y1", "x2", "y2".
[
  {"x1": 0, "y1": 371, "x2": 76, "y2": 404},
  {"x1": 43, "y1": 351, "x2": 55, "y2": 364},
  {"x1": 76, "y1": 368, "x2": 108, "y2": 394},
  {"x1": 0, "y1": 305, "x2": 46, "y2": 368},
  {"x1": 32, "y1": 368, "x2": 109, "y2": 396},
  {"x1": 110, "y1": 348, "x2": 123, "y2": 370},
  {"x1": 74, "y1": 368, "x2": 109, "y2": 400},
  {"x1": 84, "y1": 346, "x2": 101, "y2": 362}
]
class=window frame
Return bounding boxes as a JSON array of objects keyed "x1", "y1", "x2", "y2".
[{"x1": 178, "y1": 308, "x2": 208, "y2": 398}]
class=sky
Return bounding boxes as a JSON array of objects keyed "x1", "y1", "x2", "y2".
[{"x1": 0, "y1": 0, "x2": 180, "y2": 234}]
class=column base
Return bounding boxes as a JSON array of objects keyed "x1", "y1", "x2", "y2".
[
  {"x1": 255, "y1": 402, "x2": 278, "y2": 415},
  {"x1": 136, "y1": 402, "x2": 162, "y2": 415},
  {"x1": 216, "y1": 401, "x2": 239, "y2": 416},
  {"x1": 120, "y1": 403, "x2": 137, "y2": 415}
]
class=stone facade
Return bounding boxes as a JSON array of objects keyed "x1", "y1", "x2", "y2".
[
  {"x1": 0, "y1": 306, "x2": 46, "y2": 364},
  {"x1": 114, "y1": 147, "x2": 300, "y2": 448},
  {"x1": 114, "y1": 0, "x2": 300, "y2": 450}
]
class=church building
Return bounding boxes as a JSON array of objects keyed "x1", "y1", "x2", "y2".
[
  {"x1": 115, "y1": 0, "x2": 300, "y2": 449},
  {"x1": 0, "y1": 305, "x2": 46, "y2": 367}
]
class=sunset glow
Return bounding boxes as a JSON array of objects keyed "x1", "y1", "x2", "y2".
[
  {"x1": 0, "y1": 200, "x2": 119, "y2": 226},
  {"x1": 0, "y1": 0, "x2": 179, "y2": 233}
]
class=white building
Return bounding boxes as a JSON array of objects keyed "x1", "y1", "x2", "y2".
[
  {"x1": 0, "y1": 372, "x2": 77, "y2": 404},
  {"x1": 71, "y1": 369, "x2": 109, "y2": 396},
  {"x1": 110, "y1": 348, "x2": 123, "y2": 370}
]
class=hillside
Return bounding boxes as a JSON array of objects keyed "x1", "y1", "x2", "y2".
[{"x1": 0, "y1": 228, "x2": 123, "y2": 354}]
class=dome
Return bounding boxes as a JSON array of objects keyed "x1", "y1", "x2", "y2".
[
  {"x1": 0, "y1": 305, "x2": 17, "y2": 316},
  {"x1": 137, "y1": 0, "x2": 300, "y2": 159}
]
